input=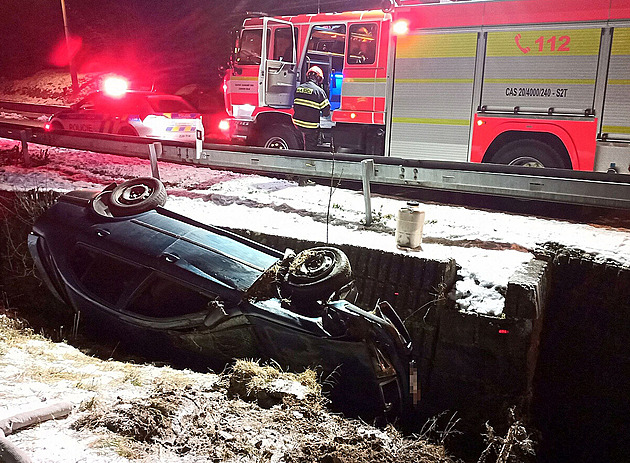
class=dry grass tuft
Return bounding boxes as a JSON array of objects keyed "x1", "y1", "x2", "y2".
[
  {"x1": 0, "y1": 312, "x2": 41, "y2": 347},
  {"x1": 90, "y1": 435, "x2": 149, "y2": 459},
  {"x1": 226, "y1": 359, "x2": 323, "y2": 409}
]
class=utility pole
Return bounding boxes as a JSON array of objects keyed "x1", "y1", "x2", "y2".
[{"x1": 60, "y1": 0, "x2": 79, "y2": 95}]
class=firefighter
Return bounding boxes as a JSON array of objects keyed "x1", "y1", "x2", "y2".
[{"x1": 293, "y1": 66, "x2": 330, "y2": 151}]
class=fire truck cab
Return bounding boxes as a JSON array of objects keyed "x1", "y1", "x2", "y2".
[
  {"x1": 222, "y1": 0, "x2": 630, "y2": 172},
  {"x1": 223, "y1": 11, "x2": 389, "y2": 155}
]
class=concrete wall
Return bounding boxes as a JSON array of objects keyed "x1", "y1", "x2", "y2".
[
  {"x1": 532, "y1": 244, "x2": 630, "y2": 462},
  {"x1": 416, "y1": 258, "x2": 549, "y2": 437}
]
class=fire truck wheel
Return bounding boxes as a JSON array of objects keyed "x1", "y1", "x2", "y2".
[
  {"x1": 492, "y1": 139, "x2": 568, "y2": 169},
  {"x1": 259, "y1": 125, "x2": 302, "y2": 150}
]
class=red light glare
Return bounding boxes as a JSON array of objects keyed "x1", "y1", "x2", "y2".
[
  {"x1": 49, "y1": 36, "x2": 82, "y2": 67},
  {"x1": 498, "y1": 329, "x2": 510, "y2": 334},
  {"x1": 44, "y1": 123, "x2": 51, "y2": 131},
  {"x1": 218, "y1": 119, "x2": 230, "y2": 132},
  {"x1": 103, "y1": 77, "x2": 128, "y2": 97},
  {"x1": 393, "y1": 20, "x2": 409, "y2": 36}
]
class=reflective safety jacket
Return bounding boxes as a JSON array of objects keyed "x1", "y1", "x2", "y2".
[{"x1": 292, "y1": 81, "x2": 330, "y2": 129}]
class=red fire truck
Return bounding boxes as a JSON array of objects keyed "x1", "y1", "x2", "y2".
[{"x1": 221, "y1": 0, "x2": 630, "y2": 172}]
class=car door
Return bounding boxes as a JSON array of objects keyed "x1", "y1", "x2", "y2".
[
  {"x1": 65, "y1": 93, "x2": 106, "y2": 133},
  {"x1": 260, "y1": 18, "x2": 297, "y2": 108},
  {"x1": 121, "y1": 273, "x2": 259, "y2": 367}
]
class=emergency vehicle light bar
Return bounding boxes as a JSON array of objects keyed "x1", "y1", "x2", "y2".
[{"x1": 103, "y1": 77, "x2": 129, "y2": 98}]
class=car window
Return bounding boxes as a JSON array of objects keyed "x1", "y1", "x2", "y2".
[
  {"x1": 126, "y1": 275, "x2": 220, "y2": 318},
  {"x1": 69, "y1": 246, "x2": 148, "y2": 306},
  {"x1": 77, "y1": 94, "x2": 97, "y2": 111},
  {"x1": 147, "y1": 96, "x2": 196, "y2": 113}
]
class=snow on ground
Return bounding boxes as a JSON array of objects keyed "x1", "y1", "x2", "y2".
[
  {"x1": 1, "y1": 137, "x2": 630, "y2": 315},
  {"x1": 0, "y1": 111, "x2": 49, "y2": 123},
  {"x1": 0, "y1": 318, "x2": 223, "y2": 463},
  {"x1": 0, "y1": 70, "x2": 96, "y2": 105}
]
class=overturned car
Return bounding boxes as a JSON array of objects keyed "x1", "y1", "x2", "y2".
[{"x1": 28, "y1": 178, "x2": 414, "y2": 420}]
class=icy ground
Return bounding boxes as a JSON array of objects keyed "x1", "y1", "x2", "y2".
[{"x1": 2, "y1": 138, "x2": 630, "y2": 316}]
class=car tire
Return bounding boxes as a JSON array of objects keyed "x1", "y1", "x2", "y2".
[
  {"x1": 282, "y1": 247, "x2": 353, "y2": 302},
  {"x1": 108, "y1": 177, "x2": 167, "y2": 216},
  {"x1": 50, "y1": 121, "x2": 63, "y2": 131},
  {"x1": 259, "y1": 124, "x2": 303, "y2": 150},
  {"x1": 491, "y1": 139, "x2": 569, "y2": 169}
]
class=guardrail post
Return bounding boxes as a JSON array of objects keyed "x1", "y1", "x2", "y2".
[
  {"x1": 361, "y1": 159, "x2": 374, "y2": 226},
  {"x1": 196, "y1": 118, "x2": 204, "y2": 160},
  {"x1": 20, "y1": 129, "x2": 31, "y2": 167},
  {"x1": 148, "y1": 142, "x2": 162, "y2": 180}
]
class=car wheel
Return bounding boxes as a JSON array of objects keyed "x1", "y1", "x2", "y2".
[
  {"x1": 108, "y1": 177, "x2": 167, "y2": 216},
  {"x1": 259, "y1": 124, "x2": 303, "y2": 150},
  {"x1": 50, "y1": 121, "x2": 63, "y2": 131},
  {"x1": 282, "y1": 247, "x2": 352, "y2": 302},
  {"x1": 491, "y1": 139, "x2": 569, "y2": 169}
]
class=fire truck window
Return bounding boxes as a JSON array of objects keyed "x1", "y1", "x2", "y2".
[
  {"x1": 347, "y1": 24, "x2": 377, "y2": 65},
  {"x1": 237, "y1": 29, "x2": 264, "y2": 65},
  {"x1": 307, "y1": 24, "x2": 346, "y2": 56},
  {"x1": 273, "y1": 26, "x2": 294, "y2": 62}
]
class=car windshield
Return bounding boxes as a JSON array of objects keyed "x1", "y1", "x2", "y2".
[{"x1": 147, "y1": 95, "x2": 196, "y2": 113}]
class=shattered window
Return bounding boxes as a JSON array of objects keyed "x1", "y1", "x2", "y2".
[{"x1": 126, "y1": 275, "x2": 219, "y2": 318}]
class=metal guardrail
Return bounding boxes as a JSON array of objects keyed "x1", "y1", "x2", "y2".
[
  {"x1": 2, "y1": 121, "x2": 630, "y2": 210},
  {"x1": 0, "y1": 101, "x2": 67, "y2": 114}
]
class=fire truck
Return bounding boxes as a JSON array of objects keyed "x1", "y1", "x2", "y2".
[{"x1": 221, "y1": 0, "x2": 630, "y2": 172}]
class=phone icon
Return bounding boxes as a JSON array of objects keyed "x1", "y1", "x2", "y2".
[{"x1": 515, "y1": 34, "x2": 530, "y2": 54}]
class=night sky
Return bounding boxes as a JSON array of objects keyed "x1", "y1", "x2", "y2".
[{"x1": 1, "y1": 0, "x2": 381, "y2": 93}]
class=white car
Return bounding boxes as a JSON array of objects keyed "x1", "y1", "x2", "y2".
[{"x1": 46, "y1": 90, "x2": 203, "y2": 143}]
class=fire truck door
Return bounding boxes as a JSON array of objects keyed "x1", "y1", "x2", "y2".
[{"x1": 260, "y1": 18, "x2": 297, "y2": 108}]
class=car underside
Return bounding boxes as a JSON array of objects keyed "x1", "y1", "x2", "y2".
[{"x1": 28, "y1": 178, "x2": 414, "y2": 421}]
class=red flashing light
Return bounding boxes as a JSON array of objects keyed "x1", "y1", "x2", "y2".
[
  {"x1": 218, "y1": 119, "x2": 230, "y2": 133},
  {"x1": 498, "y1": 329, "x2": 510, "y2": 334},
  {"x1": 393, "y1": 20, "x2": 409, "y2": 36},
  {"x1": 44, "y1": 122, "x2": 51, "y2": 131},
  {"x1": 103, "y1": 77, "x2": 129, "y2": 97}
]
